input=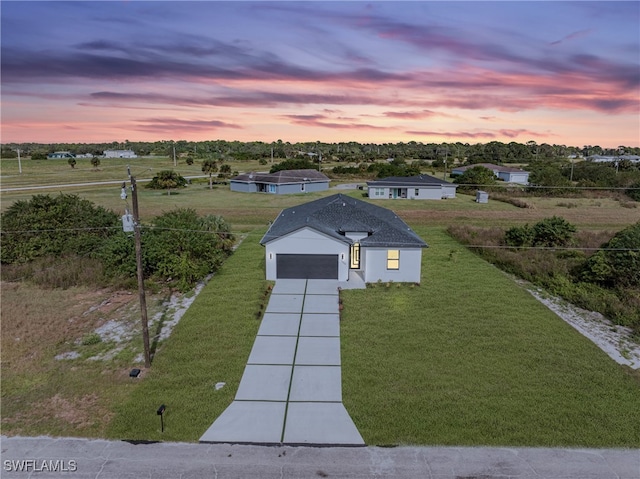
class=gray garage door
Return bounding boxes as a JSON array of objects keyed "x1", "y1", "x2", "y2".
[{"x1": 276, "y1": 254, "x2": 338, "y2": 279}]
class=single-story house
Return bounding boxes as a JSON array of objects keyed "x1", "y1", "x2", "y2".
[
  {"x1": 587, "y1": 155, "x2": 640, "y2": 164},
  {"x1": 450, "y1": 163, "x2": 530, "y2": 185},
  {"x1": 47, "y1": 151, "x2": 75, "y2": 159},
  {"x1": 103, "y1": 149, "x2": 137, "y2": 158},
  {"x1": 367, "y1": 175, "x2": 457, "y2": 200},
  {"x1": 260, "y1": 194, "x2": 427, "y2": 283},
  {"x1": 230, "y1": 169, "x2": 329, "y2": 194}
]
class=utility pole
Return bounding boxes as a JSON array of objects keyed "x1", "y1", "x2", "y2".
[
  {"x1": 173, "y1": 144, "x2": 177, "y2": 167},
  {"x1": 128, "y1": 167, "x2": 151, "y2": 368},
  {"x1": 16, "y1": 148, "x2": 22, "y2": 174},
  {"x1": 570, "y1": 158, "x2": 575, "y2": 182}
]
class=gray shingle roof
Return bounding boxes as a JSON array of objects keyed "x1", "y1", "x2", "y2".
[
  {"x1": 260, "y1": 194, "x2": 427, "y2": 248},
  {"x1": 231, "y1": 169, "x2": 329, "y2": 184},
  {"x1": 367, "y1": 174, "x2": 456, "y2": 187}
]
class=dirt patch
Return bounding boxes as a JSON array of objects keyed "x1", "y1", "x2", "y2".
[
  {"x1": 3, "y1": 392, "x2": 113, "y2": 434},
  {"x1": 518, "y1": 280, "x2": 640, "y2": 369}
]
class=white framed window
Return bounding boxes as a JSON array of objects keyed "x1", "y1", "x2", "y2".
[
  {"x1": 387, "y1": 249, "x2": 399, "y2": 270},
  {"x1": 415, "y1": 188, "x2": 419, "y2": 196}
]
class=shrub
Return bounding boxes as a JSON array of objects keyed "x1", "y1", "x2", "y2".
[
  {"x1": 100, "y1": 208, "x2": 235, "y2": 291},
  {"x1": 626, "y1": 182, "x2": 640, "y2": 201},
  {"x1": 531, "y1": 216, "x2": 576, "y2": 247},
  {"x1": 452, "y1": 166, "x2": 496, "y2": 187},
  {"x1": 505, "y1": 225, "x2": 534, "y2": 247},
  {"x1": 0, "y1": 194, "x2": 119, "y2": 264},
  {"x1": 145, "y1": 170, "x2": 187, "y2": 190},
  {"x1": 270, "y1": 158, "x2": 316, "y2": 173},
  {"x1": 579, "y1": 222, "x2": 640, "y2": 288}
]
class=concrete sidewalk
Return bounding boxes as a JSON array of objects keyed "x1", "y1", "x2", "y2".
[
  {"x1": 2, "y1": 436, "x2": 638, "y2": 479},
  {"x1": 199, "y1": 279, "x2": 364, "y2": 445}
]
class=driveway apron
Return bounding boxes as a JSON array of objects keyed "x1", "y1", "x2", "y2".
[{"x1": 200, "y1": 279, "x2": 364, "y2": 446}]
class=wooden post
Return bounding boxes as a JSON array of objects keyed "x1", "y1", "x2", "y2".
[{"x1": 130, "y1": 176, "x2": 151, "y2": 368}]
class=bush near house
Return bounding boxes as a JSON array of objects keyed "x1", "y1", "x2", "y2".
[
  {"x1": 99, "y1": 208, "x2": 234, "y2": 291},
  {"x1": 0, "y1": 193, "x2": 119, "y2": 264},
  {"x1": 1, "y1": 194, "x2": 235, "y2": 292}
]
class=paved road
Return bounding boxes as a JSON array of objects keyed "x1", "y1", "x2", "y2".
[
  {"x1": 2, "y1": 436, "x2": 638, "y2": 478},
  {"x1": 0, "y1": 176, "x2": 210, "y2": 193}
]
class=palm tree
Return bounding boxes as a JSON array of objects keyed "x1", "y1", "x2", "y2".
[{"x1": 201, "y1": 159, "x2": 218, "y2": 189}]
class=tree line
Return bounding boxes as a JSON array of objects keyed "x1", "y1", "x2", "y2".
[{"x1": 2, "y1": 140, "x2": 639, "y2": 164}]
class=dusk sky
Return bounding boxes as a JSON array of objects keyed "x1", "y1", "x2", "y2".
[{"x1": 1, "y1": 1, "x2": 639, "y2": 147}]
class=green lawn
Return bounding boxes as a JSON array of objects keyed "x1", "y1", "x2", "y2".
[
  {"x1": 106, "y1": 231, "x2": 270, "y2": 441},
  {"x1": 341, "y1": 227, "x2": 640, "y2": 447},
  {"x1": 106, "y1": 226, "x2": 640, "y2": 446}
]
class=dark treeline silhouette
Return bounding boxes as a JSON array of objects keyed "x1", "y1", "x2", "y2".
[{"x1": 2, "y1": 140, "x2": 639, "y2": 163}]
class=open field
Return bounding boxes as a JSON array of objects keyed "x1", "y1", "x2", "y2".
[
  {"x1": 4, "y1": 226, "x2": 638, "y2": 446},
  {"x1": 2, "y1": 172, "x2": 639, "y2": 232},
  {"x1": 2, "y1": 163, "x2": 639, "y2": 445},
  {"x1": 5, "y1": 155, "x2": 638, "y2": 230},
  {"x1": 341, "y1": 227, "x2": 640, "y2": 447}
]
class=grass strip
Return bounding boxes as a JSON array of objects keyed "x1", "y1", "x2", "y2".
[
  {"x1": 340, "y1": 226, "x2": 640, "y2": 447},
  {"x1": 106, "y1": 231, "x2": 270, "y2": 442}
]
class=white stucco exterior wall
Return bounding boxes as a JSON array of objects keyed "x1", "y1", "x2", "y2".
[
  {"x1": 362, "y1": 247, "x2": 422, "y2": 283},
  {"x1": 263, "y1": 227, "x2": 349, "y2": 280},
  {"x1": 368, "y1": 185, "x2": 453, "y2": 200}
]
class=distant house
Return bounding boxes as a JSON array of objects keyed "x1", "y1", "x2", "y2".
[
  {"x1": 260, "y1": 194, "x2": 427, "y2": 283},
  {"x1": 450, "y1": 163, "x2": 530, "y2": 185},
  {"x1": 587, "y1": 155, "x2": 640, "y2": 164},
  {"x1": 230, "y1": 169, "x2": 329, "y2": 194},
  {"x1": 47, "y1": 151, "x2": 75, "y2": 159},
  {"x1": 103, "y1": 149, "x2": 137, "y2": 158},
  {"x1": 366, "y1": 175, "x2": 457, "y2": 200}
]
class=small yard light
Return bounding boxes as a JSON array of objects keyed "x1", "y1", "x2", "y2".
[{"x1": 157, "y1": 404, "x2": 166, "y2": 432}]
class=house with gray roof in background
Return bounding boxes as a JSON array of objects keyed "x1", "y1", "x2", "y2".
[
  {"x1": 367, "y1": 174, "x2": 457, "y2": 200},
  {"x1": 450, "y1": 163, "x2": 530, "y2": 184},
  {"x1": 230, "y1": 169, "x2": 329, "y2": 194},
  {"x1": 260, "y1": 194, "x2": 427, "y2": 284}
]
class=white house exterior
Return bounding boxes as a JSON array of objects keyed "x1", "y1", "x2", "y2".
[
  {"x1": 103, "y1": 149, "x2": 137, "y2": 158},
  {"x1": 587, "y1": 155, "x2": 640, "y2": 164},
  {"x1": 451, "y1": 163, "x2": 530, "y2": 184},
  {"x1": 47, "y1": 151, "x2": 75, "y2": 159},
  {"x1": 230, "y1": 169, "x2": 329, "y2": 194},
  {"x1": 367, "y1": 175, "x2": 457, "y2": 200},
  {"x1": 260, "y1": 194, "x2": 427, "y2": 283}
]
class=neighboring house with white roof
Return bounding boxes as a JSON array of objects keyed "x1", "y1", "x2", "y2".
[
  {"x1": 587, "y1": 155, "x2": 640, "y2": 163},
  {"x1": 47, "y1": 151, "x2": 75, "y2": 159},
  {"x1": 260, "y1": 194, "x2": 427, "y2": 283},
  {"x1": 104, "y1": 149, "x2": 137, "y2": 158}
]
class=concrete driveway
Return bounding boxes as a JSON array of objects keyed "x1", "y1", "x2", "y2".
[{"x1": 200, "y1": 279, "x2": 364, "y2": 446}]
